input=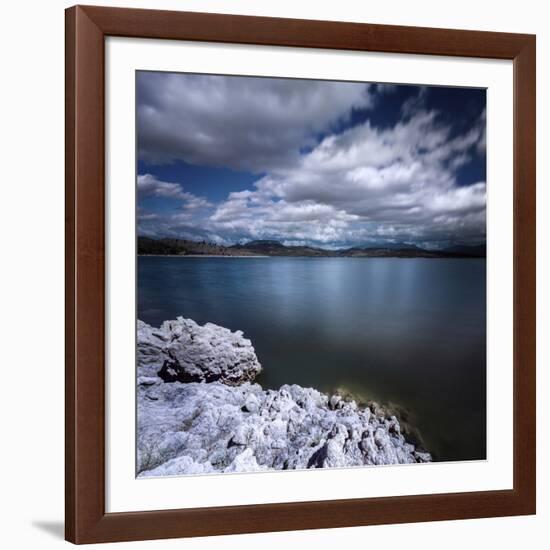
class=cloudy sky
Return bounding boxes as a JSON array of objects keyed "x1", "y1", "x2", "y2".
[{"x1": 137, "y1": 71, "x2": 486, "y2": 249}]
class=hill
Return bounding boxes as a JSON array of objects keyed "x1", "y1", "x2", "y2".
[{"x1": 138, "y1": 237, "x2": 486, "y2": 258}]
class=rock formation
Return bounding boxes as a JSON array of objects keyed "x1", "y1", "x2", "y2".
[
  {"x1": 137, "y1": 318, "x2": 431, "y2": 477},
  {"x1": 138, "y1": 318, "x2": 262, "y2": 385}
]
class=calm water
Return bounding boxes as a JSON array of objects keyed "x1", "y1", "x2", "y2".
[{"x1": 138, "y1": 256, "x2": 486, "y2": 462}]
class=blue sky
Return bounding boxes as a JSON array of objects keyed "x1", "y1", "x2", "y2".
[{"x1": 137, "y1": 72, "x2": 486, "y2": 249}]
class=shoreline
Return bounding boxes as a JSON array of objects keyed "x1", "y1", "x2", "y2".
[
  {"x1": 138, "y1": 253, "x2": 270, "y2": 258},
  {"x1": 138, "y1": 253, "x2": 486, "y2": 260}
]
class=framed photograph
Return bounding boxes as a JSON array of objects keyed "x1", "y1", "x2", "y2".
[{"x1": 65, "y1": 5, "x2": 536, "y2": 544}]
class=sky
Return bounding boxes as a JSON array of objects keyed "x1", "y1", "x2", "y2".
[{"x1": 136, "y1": 71, "x2": 486, "y2": 250}]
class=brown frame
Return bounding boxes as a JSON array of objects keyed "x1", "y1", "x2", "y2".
[{"x1": 65, "y1": 4, "x2": 536, "y2": 544}]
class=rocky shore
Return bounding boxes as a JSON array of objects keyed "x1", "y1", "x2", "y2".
[{"x1": 137, "y1": 318, "x2": 431, "y2": 477}]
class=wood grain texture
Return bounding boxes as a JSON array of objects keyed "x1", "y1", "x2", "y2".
[
  {"x1": 65, "y1": 8, "x2": 76, "y2": 543},
  {"x1": 512, "y1": 36, "x2": 536, "y2": 510},
  {"x1": 82, "y1": 4, "x2": 529, "y2": 59},
  {"x1": 65, "y1": 6, "x2": 106, "y2": 543},
  {"x1": 65, "y1": 5, "x2": 536, "y2": 544}
]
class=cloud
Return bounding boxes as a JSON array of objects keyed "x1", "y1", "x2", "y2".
[
  {"x1": 137, "y1": 76, "x2": 486, "y2": 248},
  {"x1": 137, "y1": 174, "x2": 212, "y2": 210},
  {"x1": 137, "y1": 72, "x2": 376, "y2": 172},
  {"x1": 200, "y1": 109, "x2": 486, "y2": 246},
  {"x1": 476, "y1": 108, "x2": 487, "y2": 154},
  {"x1": 401, "y1": 86, "x2": 428, "y2": 117},
  {"x1": 138, "y1": 173, "x2": 188, "y2": 200}
]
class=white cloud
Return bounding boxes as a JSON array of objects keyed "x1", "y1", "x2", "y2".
[
  {"x1": 137, "y1": 174, "x2": 212, "y2": 210},
  {"x1": 137, "y1": 72, "x2": 377, "y2": 172},
  {"x1": 137, "y1": 173, "x2": 188, "y2": 200},
  {"x1": 476, "y1": 108, "x2": 487, "y2": 154},
  {"x1": 198, "y1": 109, "x2": 486, "y2": 246}
]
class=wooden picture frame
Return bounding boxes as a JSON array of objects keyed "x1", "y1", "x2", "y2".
[{"x1": 65, "y1": 5, "x2": 536, "y2": 544}]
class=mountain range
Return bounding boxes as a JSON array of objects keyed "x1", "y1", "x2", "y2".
[{"x1": 138, "y1": 237, "x2": 486, "y2": 258}]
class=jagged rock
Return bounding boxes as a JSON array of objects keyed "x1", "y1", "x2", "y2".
[
  {"x1": 137, "y1": 321, "x2": 170, "y2": 373},
  {"x1": 137, "y1": 380, "x2": 431, "y2": 477},
  {"x1": 137, "y1": 318, "x2": 262, "y2": 385},
  {"x1": 136, "y1": 318, "x2": 431, "y2": 477}
]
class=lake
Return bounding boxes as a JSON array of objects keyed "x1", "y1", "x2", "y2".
[{"x1": 138, "y1": 256, "x2": 486, "y2": 462}]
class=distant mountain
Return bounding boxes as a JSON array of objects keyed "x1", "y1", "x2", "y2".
[
  {"x1": 355, "y1": 242, "x2": 424, "y2": 251},
  {"x1": 240, "y1": 240, "x2": 286, "y2": 248},
  {"x1": 138, "y1": 237, "x2": 486, "y2": 258},
  {"x1": 441, "y1": 244, "x2": 487, "y2": 257},
  {"x1": 232, "y1": 240, "x2": 330, "y2": 257},
  {"x1": 138, "y1": 237, "x2": 257, "y2": 256},
  {"x1": 340, "y1": 246, "x2": 445, "y2": 258}
]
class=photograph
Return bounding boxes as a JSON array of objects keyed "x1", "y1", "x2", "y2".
[{"x1": 136, "y1": 71, "x2": 487, "y2": 477}]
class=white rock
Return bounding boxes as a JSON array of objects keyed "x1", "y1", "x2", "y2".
[
  {"x1": 138, "y1": 376, "x2": 161, "y2": 386},
  {"x1": 137, "y1": 320, "x2": 169, "y2": 376},
  {"x1": 137, "y1": 381, "x2": 431, "y2": 477},
  {"x1": 138, "y1": 318, "x2": 262, "y2": 385},
  {"x1": 224, "y1": 448, "x2": 266, "y2": 473}
]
